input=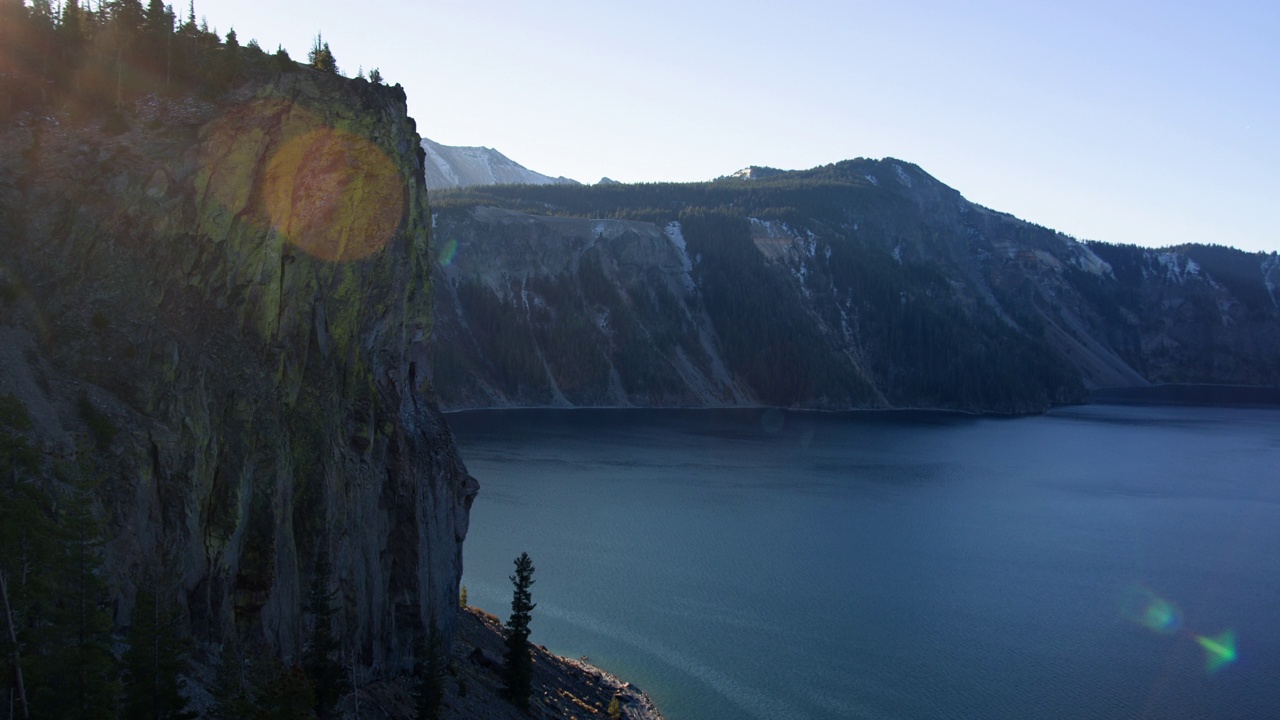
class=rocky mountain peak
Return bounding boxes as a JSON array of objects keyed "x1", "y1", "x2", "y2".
[
  {"x1": 420, "y1": 136, "x2": 578, "y2": 191},
  {"x1": 724, "y1": 165, "x2": 787, "y2": 181}
]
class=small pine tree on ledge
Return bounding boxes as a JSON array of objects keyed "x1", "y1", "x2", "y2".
[{"x1": 503, "y1": 552, "x2": 536, "y2": 711}]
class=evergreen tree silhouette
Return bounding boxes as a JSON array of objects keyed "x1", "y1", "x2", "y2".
[{"x1": 503, "y1": 552, "x2": 536, "y2": 711}]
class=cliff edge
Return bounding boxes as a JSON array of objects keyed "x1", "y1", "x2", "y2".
[{"x1": 0, "y1": 68, "x2": 477, "y2": 670}]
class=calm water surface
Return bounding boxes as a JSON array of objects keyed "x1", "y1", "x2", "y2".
[{"x1": 450, "y1": 405, "x2": 1280, "y2": 720}]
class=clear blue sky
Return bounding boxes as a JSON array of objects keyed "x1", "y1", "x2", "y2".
[{"x1": 208, "y1": 0, "x2": 1278, "y2": 252}]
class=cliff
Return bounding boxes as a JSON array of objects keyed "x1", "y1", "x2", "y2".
[
  {"x1": 0, "y1": 69, "x2": 477, "y2": 669},
  {"x1": 431, "y1": 207, "x2": 750, "y2": 408},
  {"x1": 429, "y1": 162, "x2": 1280, "y2": 413}
]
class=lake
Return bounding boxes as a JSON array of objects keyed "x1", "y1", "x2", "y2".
[{"x1": 449, "y1": 405, "x2": 1280, "y2": 720}]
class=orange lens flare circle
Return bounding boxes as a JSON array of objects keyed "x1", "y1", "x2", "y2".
[{"x1": 263, "y1": 128, "x2": 403, "y2": 262}]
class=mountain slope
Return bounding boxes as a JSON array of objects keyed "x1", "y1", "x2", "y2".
[
  {"x1": 427, "y1": 160, "x2": 1280, "y2": 413},
  {"x1": 421, "y1": 136, "x2": 578, "y2": 191}
]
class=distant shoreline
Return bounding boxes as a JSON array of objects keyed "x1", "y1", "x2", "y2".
[
  {"x1": 439, "y1": 385, "x2": 1280, "y2": 419},
  {"x1": 1088, "y1": 383, "x2": 1280, "y2": 408},
  {"x1": 441, "y1": 402, "x2": 1020, "y2": 418}
]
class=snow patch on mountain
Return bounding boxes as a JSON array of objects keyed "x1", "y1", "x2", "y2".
[
  {"x1": 1263, "y1": 255, "x2": 1280, "y2": 308},
  {"x1": 1069, "y1": 242, "x2": 1113, "y2": 276},
  {"x1": 1154, "y1": 252, "x2": 1202, "y2": 284},
  {"x1": 664, "y1": 221, "x2": 696, "y2": 293},
  {"x1": 893, "y1": 164, "x2": 914, "y2": 188},
  {"x1": 421, "y1": 137, "x2": 579, "y2": 191},
  {"x1": 728, "y1": 166, "x2": 786, "y2": 181}
]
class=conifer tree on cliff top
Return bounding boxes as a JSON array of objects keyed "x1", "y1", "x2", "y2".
[
  {"x1": 308, "y1": 32, "x2": 338, "y2": 74},
  {"x1": 503, "y1": 552, "x2": 536, "y2": 711}
]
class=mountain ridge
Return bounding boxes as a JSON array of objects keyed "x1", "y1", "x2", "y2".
[{"x1": 427, "y1": 157, "x2": 1279, "y2": 413}]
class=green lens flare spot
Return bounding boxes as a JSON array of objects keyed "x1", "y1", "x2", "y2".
[
  {"x1": 1120, "y1": 586, "x2": 1181, "y2": 634},
  {"x1": 1143, "y1": 599, "x2": 1179, "y2": 632},
  {"x1": 1195, "y1": 631, "x2": 1237, "y2": 673},
  {"x1": 437, "y1": 238, "x2": 458, "y2": 266}
]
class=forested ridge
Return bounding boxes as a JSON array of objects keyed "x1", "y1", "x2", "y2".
[
  {"x1": 0, "y1": 0, "x2": 375, "y2": 126},
  {"x1": 430, "y1": 161, "x2": 1280, "y2": 412}
]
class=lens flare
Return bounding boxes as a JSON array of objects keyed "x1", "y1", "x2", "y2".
[
  {"x1": 436, "y1": 238, "x2": 458, "y2": 266},
  {"x1": 1194, "y1": 631, "x2": 1237, "y2": 673},
  {"x1": 1120, "y1": 586, "x2": 1181, "y2": 634},
  {"x1": 199, "y1": 98, "x2": 405, "y2": 263},
  {"x1": 1120, "y1": 586, "x2": 1240, "y2": 675},
  {"x1": 263, "y1": 128, "x2": 404, "y2": 262}
]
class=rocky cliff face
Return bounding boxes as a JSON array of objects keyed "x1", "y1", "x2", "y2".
[
  {"x1": 0, "y1": 70, "x2": 477, "y2": 669},
  {"x1": 429, "y1": 160, "x2": 1280, "y2": 412},
  {"x1": 432, "y1": 207, "x2": 750, "y2": 408}
]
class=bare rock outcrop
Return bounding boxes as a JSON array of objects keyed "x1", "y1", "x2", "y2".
[{"x1": 0, "y1": 69, "x2": 477, "y2": 670}]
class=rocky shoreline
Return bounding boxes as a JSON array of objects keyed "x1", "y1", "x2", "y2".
[
  {"x1": 334, "y1": 607, "x2": 664, "y2": 719},
  {"x1": 443, "y1": 606, "x2": 663, "y2": 720}
]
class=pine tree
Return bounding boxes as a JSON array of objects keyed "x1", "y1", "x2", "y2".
[
  {"x1": 32, "y1": 476, "x2": 120, "y2": 720},
  {"x1": 143, "y1": 0, "x2": 168, "y2": 36},
  {"x1": 301, "y1": 546, "x2": 343, "y2": 716},
  {"x1": 121, "y1": 571, "x2": 196, "y2": 720},
  {"x1": 28, "y1": 0, "x2": 53, "y2": 29},
  {"x1": 415, "y1": 622, "x2": 446, "y2": 720},
  {"x1": 257, "y1": 660, "x2": 317, "y2": 720},
  {"x1": 502, "y1": 552, "x2": 536, "y2": 711},
  {"x1": 367, "y1": 67, "x2": 382, "y2": 84},
  {"x1": 56, "y1": 0, "x2": 87, "y2": 84},
  {"x1": 307, "y1": 32, "x2": 337, "y2": 74},
  {"x1": 141, "y1": 0, "x2": 171, "y2": 81},
  {"x1": 108, "y1": 0, "x2": 145, "y2": 35},
  {"x1": 0, "y1": 395, "x2": 48, "y2": 720},
  {"x1": 213, "y1": 26, "x2": 240, "y2": 88},
  {"x1": 273, "y1": 44, "x2": 293, "y2": 72},
  {"x1": 208, "y1": 639, "x2": 255, "y2": 720}
]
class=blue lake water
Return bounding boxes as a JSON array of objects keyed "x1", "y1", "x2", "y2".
[{"x1": 450, "y1": 405, "x2": 1280, "y2": 720}]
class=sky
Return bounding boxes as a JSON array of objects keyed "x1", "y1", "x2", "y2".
[{"x1": 205, "y1": 0, "x2": 1278, "y2": 252}]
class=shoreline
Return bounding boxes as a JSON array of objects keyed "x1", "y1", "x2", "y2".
[
  {"x1": 441, "y1": 606, "x2": 665, "y2": 720},
  {"x1": 439, "y1": 383, "x2": 1280, "y2": 419}
]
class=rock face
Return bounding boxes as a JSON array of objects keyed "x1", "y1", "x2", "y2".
[
  {"x1": 421, "y1": 136, "x2": 577, "y2": 191},
  {"x1": 0, "y1": 71, "x2": 477, "y2": 669},
  {"x1": 432, "y1": 207, "x2": 750, "y2": 408},
  {"x1": 429, "y1": 160, "x2": 1280, "y2": 412}
]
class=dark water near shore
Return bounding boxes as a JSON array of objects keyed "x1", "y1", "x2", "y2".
[{"x1": 451, "y1": 405, "x2": 1280, "y2": 720}]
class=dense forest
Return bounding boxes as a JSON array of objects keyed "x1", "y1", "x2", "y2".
[{"x1": 0, "y1": 0, "x2": 377, "y2": 125}]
